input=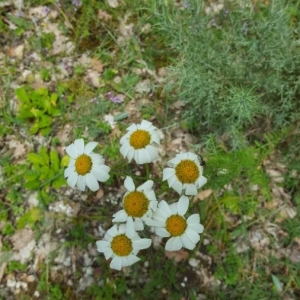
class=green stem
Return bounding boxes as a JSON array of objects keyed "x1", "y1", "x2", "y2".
[{"x1": 145, "y1": 163, "x2": 150, "y2": 180}]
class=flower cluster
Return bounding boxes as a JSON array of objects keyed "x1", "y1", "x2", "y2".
[{"x1": 64, "y1": 120, "x2": 207, "y2": 270}]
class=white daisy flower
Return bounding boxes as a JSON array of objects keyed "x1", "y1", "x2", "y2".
[
  {"x1": 163, "y1": 152, "x2": 207, "y2": 195},
  {"x1": 96, "y1": 218, "x2": 152, "y2": 270},
  {"x1": 112, "y1": 176, "x2": 158, "y2": 231},
  {"x1": 64, "y1": 138, "x2": 110, "y2": 191},
  {"x1": 120, "y1": 120, "x2": 160, "y2": 164},
  {"x1": 147, "y1": 195, "x2": 204, "y2": 251}
]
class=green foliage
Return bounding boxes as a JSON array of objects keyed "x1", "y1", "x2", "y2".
[
  {"x1": 16, "y1": 86, "x2": 61, "y2": 135},
  {"x1": 48, "y1": 284, "x2": 64, "y2": 300},
  {"x1": 205, "y1": 137, "x2": 270, "y2": 199},
  {"x1": 16, "y1": 207, "x2": 42, "y2": 229},
  {"x1": 150, "y1": 0, "x2": 300, "y2": 146},
  {"x1": 2, "y1": 222, "x2": 15, "y2": 236},
  {"x1": 215, "y1": 247, "x2": 243, "y2": 285},
  {"x1": 24, "y1": 146, "x2": 66, "y2": 190},
  {"x1": 65, "y1": 223, "x2": 95, "y2": 248},
  {"x1": 6, "y1": 261, "x2": 27, "y2": 273}
]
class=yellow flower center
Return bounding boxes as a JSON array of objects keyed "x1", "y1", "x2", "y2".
[
  {"x1": 123, "y1": 191, "x2": 149, "y2": 218},
  {"x1": 75, "y1": 154, "x2": 92, "y2": 175},
  {"x1": 175, "y1": 159, "x2": 200, "y2": 183},
  {"x1": 166, "y1": 215, "x2": 187, "y2": 236},
  {"x1": 129, "y1": 130, "x2": 151, "y2": 149},
  {"x1": 111, "y1": 234, "x2": 133, "y2": 256}
]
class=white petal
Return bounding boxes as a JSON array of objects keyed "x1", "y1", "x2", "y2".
[
  {"x1": 168, "y1": 156, "x2": 181, "y2": 165},
  {"x1": 124, "y1": 254, "x2": 140, "y2": 266},
  {"x1": 140, "y1": 119, "x2": 152, "y2": 129},
  {"x1": 134, "y1": 218, "x2": 144, "y2": 231},
  {"x1": 145, "y1": 218, "x2": 163, "y2": 227},
  {"x1": 91, "y1": 168, "x2": 109, "y2": 182},
  {"x1": 135, "y1": 148, "x2": 149, "y2": 164},
  {"x1": 178, "y1": 152, "x2": 189, "y2": 160},
  {"x1": 64, "y1": 166, "x2": 75, "y2": 178},
  {"x1": 155, "y1": 227, "x2": 170, "y2": 237},
  {"x1": 67, "y1": 172, "x2": 78, "y2": 188},
  {"x1": 133, "y1": 238, "x2": 152, "y2": 250},
  {"x1": 145, "y1": 145, "x2": 158, "y2": 161},
  {"x1": 150, "y1": 132, "x2": 160, "y2": 144},
  {"x1": 170, "y1": 181, "x2": 183, "y2": 194},
  {"x1": 77, "y1": 175, "x2": 86, "y2": 191},
  {"x1": 185, "y1": 184, "x2": 198, "y2": 195},
  {"x1": 74, "y1": 139, "x2": 85, "y2": 154},
  {"x1": 162, "y1": 168, "x2": 175, "y2": 181},
  {"x1": 120, "y1": 133, "x2": 129, "y2": 145},
  {"x1": 153, "y1": 208, "x2": 170, "y2": 220},
  {"x1": 197, "y1": 176, "x2": 207, "y2": 188},
  {"x1": 85, "y1": 173, "x2": 99, "y2": 191},
  {"x1": 84, "y1": 141, "x2": 98, "y2": 154},
  {"x1": 120, "y1": 144, "x2": 130, "y2": 159},
  {"x1": 103, "y1": 248, "x2": 113, "y2": 259},
  {"x1": 150, "y1": 200, "x2": 158, "y2": 211},
  {"x1": 158, "y1": 201, "x2": 172, "y2": 215},
  {"x1": 90, "y1": 153, "x2": 104, "y2": 165},
  {"x1": 177, "y1": 195, "x2": 189, "y2": 215},
  {"x1": 187, "y1": 214, "x2": 200, "y2": 224},
  {"x1": 165, "y1": 237, "x2": 182, "y2": 251},
  {"x1": 66, "y1": 144, "x2": 78, "y2": 159},
  {"x1": 181, "y1": 233, "x2": 196, "y2": 250},
  {"x1": 96, "y1": 240, "x2": 110, "y2": 253},
  {"x1": 107, "y1": 225, "x2": 118, "y2": 237},
  {"x1": 112, "y1": 210, "x2": 128, "y2": 222},
  {"x1": 125, "y1": 217, "x2": 135, "y2": 239},
  {"x1": 187, "y1": 152, "x2": 198, "y2": 160},
  {"x1": 146, "y1": 190, "x2": 156, "y2": 202},
  {"x1": 124, "y1": 176, "x2": 135, "y2": 191},
  {"x1": 185, "y1": 228, "x2": 200, "y2": 244},
  {"x1": 169, "y1": 203, "x2": 178, "y2": 215},
  {"x1": 126, "y1": 147, "x2": 135, "y2": 162},
  {"x1": 166, "y1": 174, "x2": 177, "y2": 188},
  {"x1": 138, "y1": 180, "x2": 154, "y2": 191},
  {"x1": 110, "y1": 257, "x2": 123, "y2": 270},
  {"x1": 188, "y1": 222, "x2": 204, "y2": 233},
  {"x1": 68, "y1": 158, "x2": 75, "y2": 167},
  {"x1": 127, "y1": 123, "x2": 138, "y2": 131}
]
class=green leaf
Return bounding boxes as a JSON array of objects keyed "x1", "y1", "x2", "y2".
[
  {"x1": 50, "y1": 150, "x2": 60, "y2": 172},
  {"x1": 0, "y1": 252, "x2": 13, "y2": 266},
  {"x1": 222, "y1": 195, "x2": 240, "y2": 214},
  {"x1": 7, "y1": 14, "x2": 34, "y2": 30},
  {"x1": 38, "y1": 115, "x2": 52, "y2": 128},
  {"x1": 272, "y1": 274, "x2": 283, "y2": 292},
  {"x1": 50, "y1": 93, "x2": 58, "y2": 105},
  {"x1": 17, "y1": 208, "x2": 42, "y2": 229},
  {"x1": 39, "y1": 146, "x2": 49, "y2": 166},
  {"x1": 24, "y1": 171, "x2": 39, "y2": 182},
  {"x1": 39, "y1": 166, "x2": 52, "y2": 181},
  {"x1": 29, "y1": 123, "x2": 40, "y2": 134},
  {"x1": 30, "y1": 108, "x2": 43, "y2": 118},
  {"x1": 16, "y1": 87, "x2": 29, "y2": 102},
  {"x1": 53, "y1": 175, "x2": 66, "y2": 189},
  {"x1": 27, "y1": 153, "x2": 45, "y2": 166},
  {"x1": 114, "y1": 112, "x2": 128, "y2": 121},
  {"x1": 61, "y1": 155, "x2": 70, "y2": 167},
  {"x1": 41, "y1": 127, "x2": 51, "y2": 136},
  {"x1": 24, "y1": 180, "x2": 40, "y2": 190}
]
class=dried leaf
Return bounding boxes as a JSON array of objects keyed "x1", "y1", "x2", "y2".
[
  {"x1": 11, "y1": 228, "x2": 34, "y2": 251},
  {"x1": 98, "y1": 9, "x2": 112, "y2": 21},
  {"x1": 194, "y1": 189, "x2": 213, "y2": 202},
  {"x1": 91, "y1": 58, "x2": 104, "y2": 73},
  {"x1": 165, "y1": 249, "x2": 189, "y2": 262},
  {"x1": 106, "y1": 0, "x2": 119, "y2": 8}
]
